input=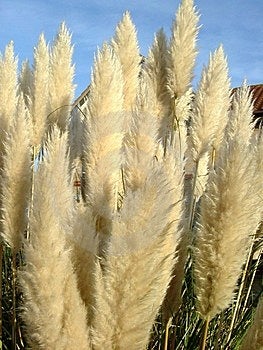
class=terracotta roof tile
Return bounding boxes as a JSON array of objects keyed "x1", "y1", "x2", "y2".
[
  {"x1": 232, "y1": 84, "x2": 263, "y2": 128},
  {"x1": 248, "y1": 85, "x2": 263, "y2": 128},
  {"x1": 233, "y1": 84, "x2": 263, "y2": 112},
  {"x1": 248, "y1": 84, "x2": 263, "y2": 112}
]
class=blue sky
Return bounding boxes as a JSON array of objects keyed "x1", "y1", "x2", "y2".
[{"x1": 0, "y1": 0, "x2": 262, "y2": 98}]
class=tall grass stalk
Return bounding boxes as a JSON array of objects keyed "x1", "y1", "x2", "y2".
[
  {"x1": 0, "y1": 245, "x2": 2, "y2": 343},
  {"x1": 201, "y1": 316, "x2": 210, "y2": 350},
  {"x1": 227, "y1": 237, "x2": 255, "y2": 344},
  {"x1": 240, "y1": 296, "x2": 263, "y2": 350}
]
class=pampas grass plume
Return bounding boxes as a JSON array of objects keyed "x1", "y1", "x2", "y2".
[
  {"x1": 194, "y1": 86, "x2": 262, "y2": 320},
  {"x1": 67, "y1": 205, "x2": 98, "y2": 324},
  {"x1": 18, "y1": 59, "x2": 33, "y2": 108},
  {"x1": 0, "y1": 42, "x2": 18, "y2": 151},
  {"x1": 145, "y1": 29, "x2": 172, "y2": 142},
  {"x1": 48, "y1": 22, "x2": 74, "y2": 131},
  {"x1": 122, "y1": 108, "x2": 158, "y2": 191},
  {"x1": 92, "y1": 162, "x2": 183, "y2": 349},
  {"x1": 84, "y1": 43, "x2": 124, "y2": 217},
  {"x1": 20, "y1": 128, "x2": 90, "y2": 349},
  {"x1": 167, "y1": 0, "x2": 199, "y2": 98},
  {"x1": 190, "y1": 46, "x2": 231, "y2": 160},
  {"x1": 30, "y1": 33, "x2": 50, "y2": 147},
  {"x1": 1, "y1": 94, "x2": 31, "y2": 252},
  {"x1": 112, "y1": 11, "x2": 141, "y2": 112}
]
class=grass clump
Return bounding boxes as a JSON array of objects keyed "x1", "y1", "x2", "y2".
[{"x1": 0, "y1": 0, "x2": 262, "y2": 349}]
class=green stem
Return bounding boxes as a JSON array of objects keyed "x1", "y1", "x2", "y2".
[
  {"x1": 164, "y1": 318, "x2": 172, "y2": 350},
  {"x1": 11, "y1": 253, "x2": 17, "y2": 350},
  {"x1": 201, "y1": 316, "x2": 210, "y2": 350},
  {"x1": 0, "y1": 244, "x2": 2, "y2": 344},
  {"x1": 227, "y1": 238, "x2": 254, "y2": 344},
  {"x1": 242, "y1": 247, "x2": 262, "y2": 314}
]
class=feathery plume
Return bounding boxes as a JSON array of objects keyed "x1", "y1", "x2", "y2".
[
  {"x1": 68, "y1": 205, "x2": 98, "y2": 324},
  {"x1": 122, "y1": 108, "x2": 158, "y2": 191},
  {"x1": 0, "y1": 41, "x2": 18, "y2": 151},
  {"x1": 92, "y1": 160, "x2": 183, "y2": 349},
  {"x1": 112, "y1": 11, "x2": 141, "y2": 112},
  {"x1": 159, "y1": 145, "x2": 186, "y2": 320},
  {"x1": 194, "y1": 87, "x2": 262, "y2": 319},
  {"x1": 194, "y1": 150, "x2": 210, "y2": 199},
  {"x1": 172, "y1": 88, "x2": 193, "y2": 160},
  {"x1": 20, "y1": 129, "x2": 90, "y2": 349},
  {"x1": 18, "y1": 59, "x2": 33, "y2": 108},
  {"x1": 42, "y1": 129, "x2": 74, "y2": 229},
  {"x1": 48, "y1": 22, "x2": 74, "y2": 131},
  {"x1": 1, "y1": 94, "x2": 31, "y2": 253},
  {"x1": 226, "y1": 83, "x2": 254, "y2": 145},
  {"x1": 190, "y1": 46, "x2": 231, "y2": 161},
  {"x1": 162, "y1": 225, "x2": 188, "y2": 321},
  {"x1": 30, "y1": 33, "x2": 50, "y2": 148},
  {"x1": 167, "y1": 0, "x2": 199, "y2": 98},
  {"x1": 144, "y1": 29, "x2": 171, "y2": 139},
  {"x1": 240, "y1": 297, "x2": 263, "y2": 350},
  {"x1": 166, "y1": 0, "x2": 199, "y2": 155},
  {"x1": 135, "y1": 70, "x2": 156, "y2": 114},
  {"x1": 84, "y1": 43, "x2": 124, "y2": 227}
]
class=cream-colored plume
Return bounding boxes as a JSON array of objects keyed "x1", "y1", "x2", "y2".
[
  {"x1": 145, "y1": 29, "x2": 171, "y2": 140},
  {"x1": 166, "y1": 0, "x2": 199, "y2": 157},
  {"x1": 67, "y1": 205, "x2": 98, "y2": 324},
  {"x1": 92, "y1": 159, "x2": 184, "y2": 349},
  {"x1": 112, "y1": 11, "x2": 141, "y2": 112},
  {"x1": 20, "y1": 129, "x2": 90, "y2": 349},
  {"x1": 190, "y1": 46, "x2": 231, "y2": 161},
  {"x1": 1, "y1": 94, "x2": 31, "y2": 253},
  {"x1": 0, "y1": 42, "x2": 18, "y2": 151},
  {"x1": 122, "y1": 108, "x2": 158, "y2": 191},
  {"x1": 84, "y1": 43, "x2": 124, "y2": 226},
  {"x1": 48, "y1": 22, "x2": 74, "y2": 131},
  {"x1": 30, "y1": 33, "x2": 50, "y2": 148},
  {"x1": 226, "y1": 83, "x2": 254, "y2": 145},
  {"x1": 159, "y1": 145, "x2": 187, "y2": 320},
  {"x1": 194, "y1": 85, "x2": 262, "y2": 320},
  {"x1": 18, "y1": 59, "x2": 33, "y2": 108},
  {"x1": 167, "y1": 0, "x2": 199, "y2": 99}
]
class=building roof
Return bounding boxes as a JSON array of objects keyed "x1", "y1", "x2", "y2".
[
  {"x1": 248, "y1": 84, "x2": 263, "y2": 128},
  {"x1": 73, "y1": 83, "x2": 263, "y2": 127},
  {"x1": 73, "y1": 85, "x2": 90, "y2": 108},
  {"x1": 231, "y1": 84, "x2": 263, "y2": 128},
  {"x1": 232, "y1": 84, "x2": 263, "y2": 111},
  {"x1": 247, "y1": 84, "x2": 263, "y2": 112}
]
